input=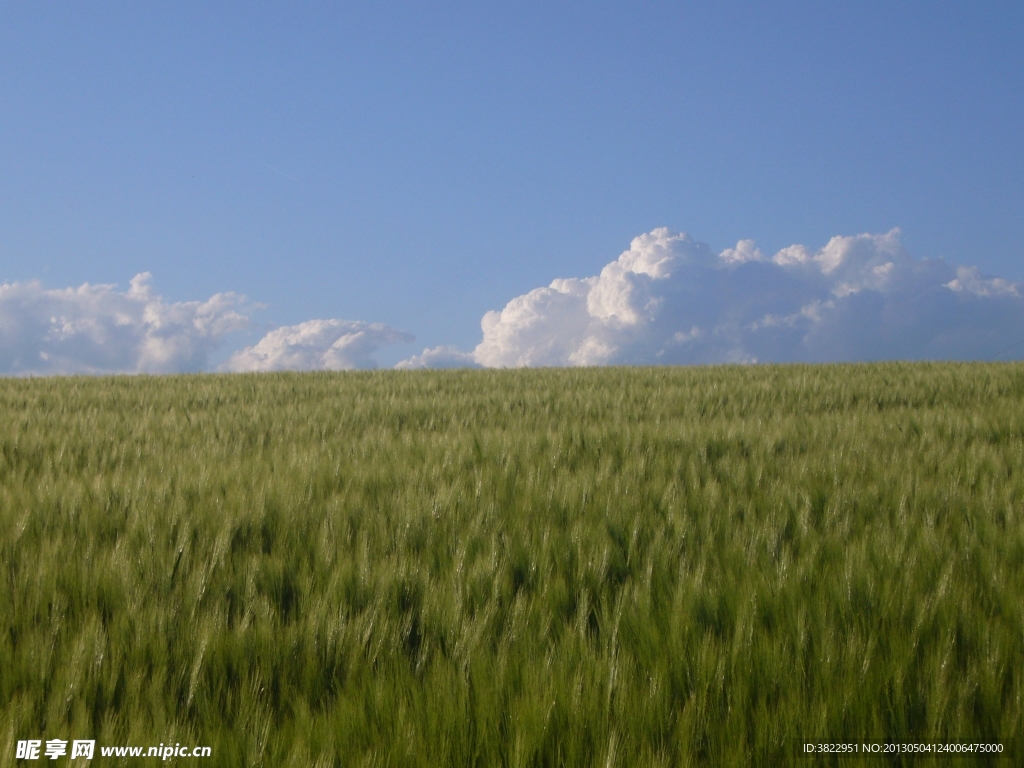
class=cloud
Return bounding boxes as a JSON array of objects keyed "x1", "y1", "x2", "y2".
[
  {"x1": 223, "y1": 319, "x2": 413, "y2": 372},
  {"x1": 466, "y1": 228, "x2": 1024, "y2": 367},
  {"x1": 0, "y1": 273, "x2": 250, "y2": 375},
  {"x1": 394, "y1": 345, "x2": 480, "y2": 370},
  {"x1": 14, "y1": 228, "x2": 1022, "y2": 376}
]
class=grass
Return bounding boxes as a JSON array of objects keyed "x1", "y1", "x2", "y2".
[{"x1": 0, "y1": 363, "x2": 1022, "y2": 766}]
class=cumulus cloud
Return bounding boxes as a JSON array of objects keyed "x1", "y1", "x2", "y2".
[
  {"x1": 0, "y1": 273, "x2": 250, "y2": 375},
  {"x1": 223, "y1": 319, "x2": 413, "y2": 372},
  {"x1": 15, "y1": 228, "x2": 1022, "y2": 376},
  {"x1": 394, "y1": 345, "x2": 480, "y2": 370},
  {"x1": 465, "y1": 228, "x2": 1024, "y2": 367}
]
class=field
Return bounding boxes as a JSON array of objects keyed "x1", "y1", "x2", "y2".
[{"x1": 1, "y1": 363, "x2": 1022, "y2": 766}]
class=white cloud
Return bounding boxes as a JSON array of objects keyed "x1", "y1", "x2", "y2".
[
  {"x1": 945, "y1": 266, "x2": 1019, "y2": 297},
  {"x1": 13, "y1": 228, "x2": 1022, "y2": 376},
  {"x1": 466, "y1": 228, "x2": 1024, "y2": 367},
  {"x1": 223, "y1": 319, "x2": 413, "y2": 372},
  {"x1": 395, "y1": 345, "x2": 479, "y2": 370},
  {"x1": 0, "y1": 273, "x2": 250, "y2": 375},
  {"x1": 719, "y1": 239, "x2": 766, "y2": 264}
]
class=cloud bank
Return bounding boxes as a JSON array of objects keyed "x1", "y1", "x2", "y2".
[
  {"x1": 8, "y1": 228, "x2": 1022, "y2": 375},
  {"x1": 223, "y1": 319, "x2": 413, "y2": 372},
  {"x1": 0, "y1": 273, "x2": 413, "y2": 376},
  {"x1": 455, "y1": 228, "x2": 1024, "y2": 367},
  {"x1": 0, "y1": 273, "x2": 250, "y2": 375}
]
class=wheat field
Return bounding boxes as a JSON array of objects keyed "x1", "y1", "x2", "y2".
[{"x1": 1, "y1": 364, "x2": 1022, "y2": 765}]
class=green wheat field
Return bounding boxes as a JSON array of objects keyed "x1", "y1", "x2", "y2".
[{"x1": 1, "y1": 363, "x2": 1022, "y2": 766}]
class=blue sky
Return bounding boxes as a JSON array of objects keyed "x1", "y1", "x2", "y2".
[{"x1": 2, "y1": 2, "x2": 1023, "y2": 372}]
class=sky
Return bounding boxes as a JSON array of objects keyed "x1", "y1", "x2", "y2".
[{"x1": 2, "y1": 2, "x2": 1023, "y2": 373}]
